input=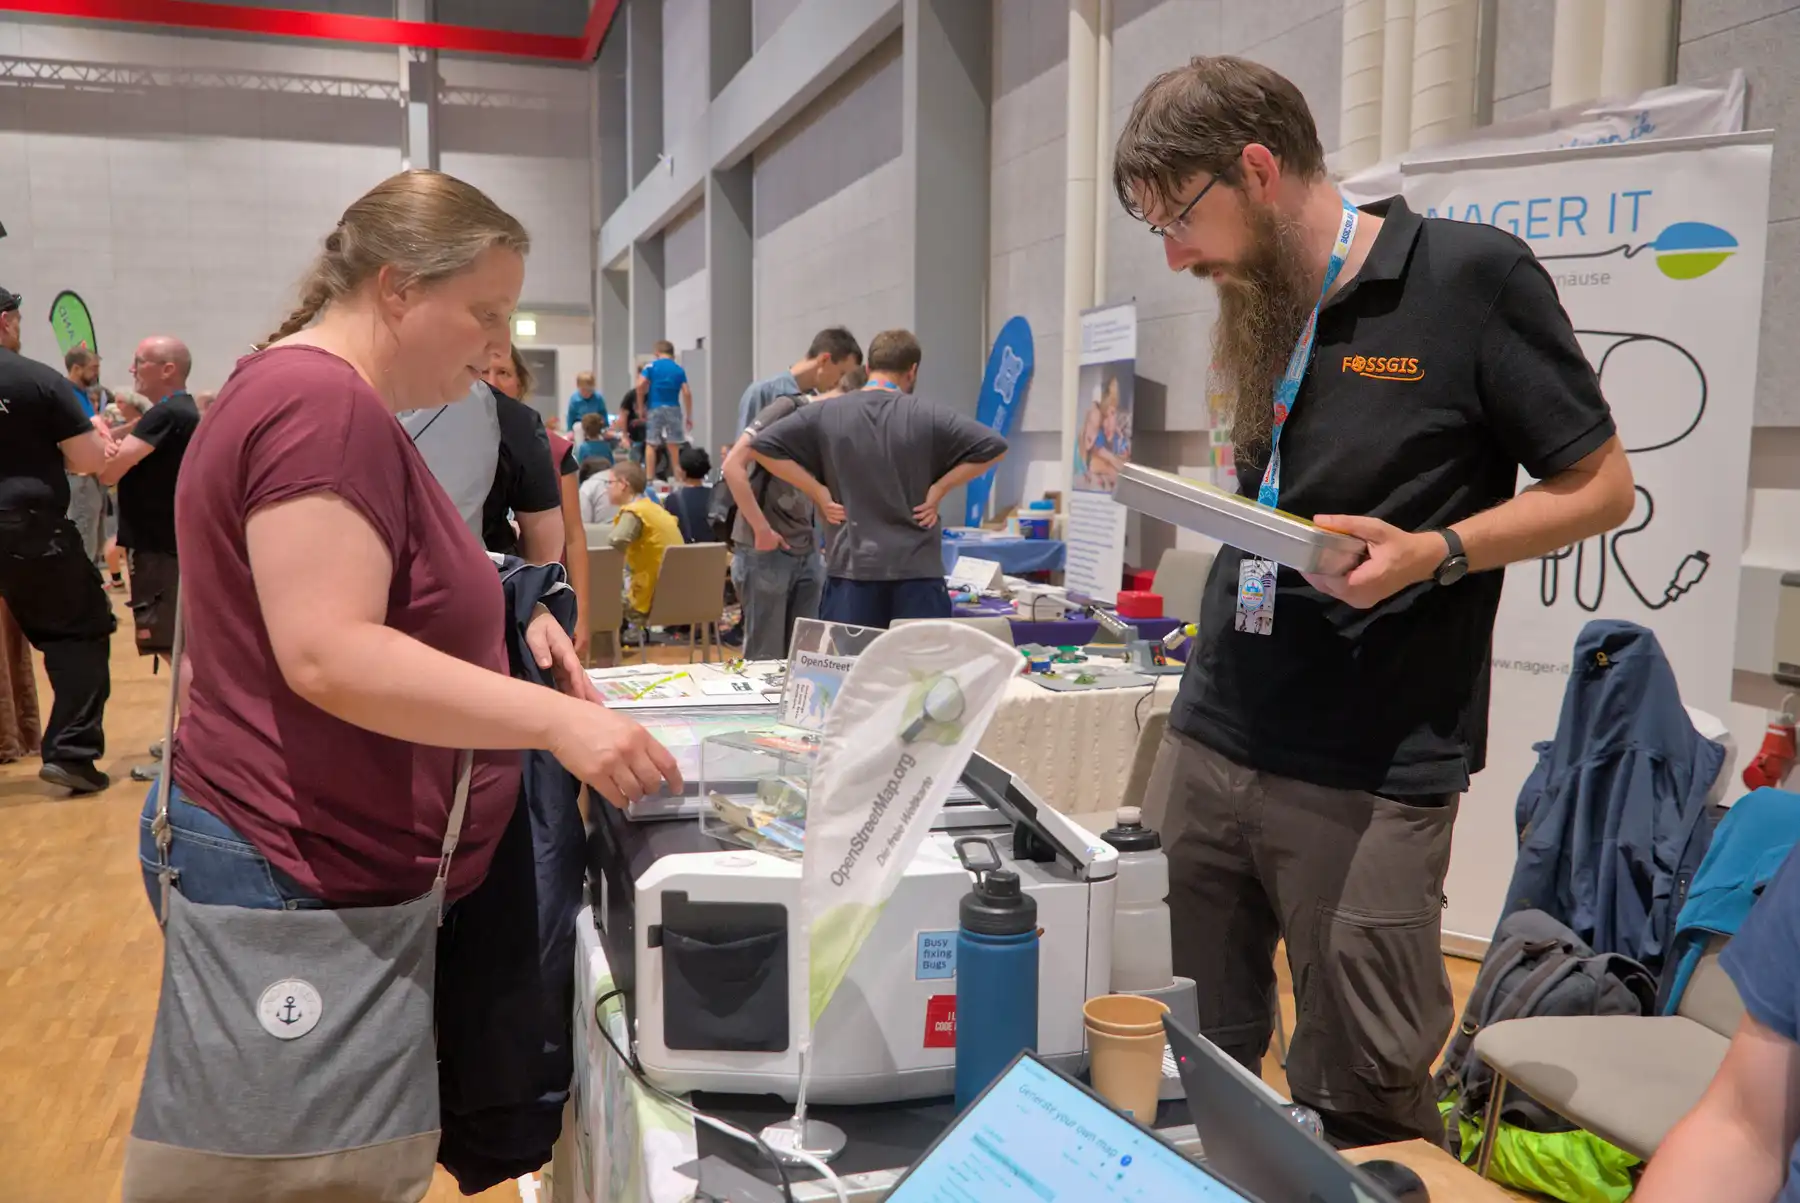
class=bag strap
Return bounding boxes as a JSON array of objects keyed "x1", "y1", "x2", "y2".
[
  {"x1": 151, "y1": 581, "x2": 477, "y2": 926},
  {"x1": 433, "y1": 749, "x2": 476, "y2": 924},
  {"x1": 151, "y1": 589, "x2": 187, "y2": 925}
]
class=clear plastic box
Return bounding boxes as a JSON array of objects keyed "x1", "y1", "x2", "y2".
[{"x1": 699, "y1": 728, "x2": 823, "y2": 859}]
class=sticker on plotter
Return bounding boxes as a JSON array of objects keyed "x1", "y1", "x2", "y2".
[{"x1": 915, "y1": 931, "x2": 957, "y2": 980}]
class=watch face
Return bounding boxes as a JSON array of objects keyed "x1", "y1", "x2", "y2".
[{"x1": 1437, "y1": 556, "x2": 1469, "y2": 586}]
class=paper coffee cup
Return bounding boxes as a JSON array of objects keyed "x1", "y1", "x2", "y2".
[
  {"x1": 1083, "y1": 993, "x2": 1170, "y2": 1035},
  {"x1": 1085, "y1": 1026, "x2": 1167, "y2": 1121},
  {"x1": 1083, "y1": 995, "x2": 1170, "y2": 1121}
]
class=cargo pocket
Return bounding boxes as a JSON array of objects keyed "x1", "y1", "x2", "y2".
[
  {"x1": 1307, "y1": 900, "x2": 1452, "y2": 1102},
  {"x1": 656, "y1": 892, "x2": 789, "y2": 1052}
]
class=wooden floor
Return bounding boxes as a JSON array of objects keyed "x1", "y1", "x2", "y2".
[{"x1": 0, "y1": 597, "x2": 1486, "y2": 1201}]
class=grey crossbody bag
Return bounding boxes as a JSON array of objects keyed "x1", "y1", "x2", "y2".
[{"x1": 123, "y1": 592, "x2": 473, "y2": 1202}]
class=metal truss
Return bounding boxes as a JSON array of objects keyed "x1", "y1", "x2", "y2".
[{"x1": 0, "y1": 56, "x2": 578, "y2": 111}]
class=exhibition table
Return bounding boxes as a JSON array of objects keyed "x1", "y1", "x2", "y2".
[
  {"x1": 951, "y1": 598, "x2": 1186, "y2": 653},
  {"x1": 598, "y1": 660, "x2": 1180, "y2": 820},
  {"x1": 557, "y1": 908, "x2": 1521, "y2": 1202},
  {"x1": 940, "y1": 530, "x2": 1066, "y2": 575}
]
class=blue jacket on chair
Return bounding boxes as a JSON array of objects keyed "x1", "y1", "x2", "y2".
[
  {"x1": 1500, "y1": 620, "x2": 1724, "y2": 976},
  {"x1": 1659, "y1": 786, "x2": 1800, "y2": 1013}
]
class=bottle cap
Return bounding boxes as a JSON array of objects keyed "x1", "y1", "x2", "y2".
[
  {"x1": 1101, "y1": 807, "x2": 1161, "y2": 852},
  {"x1": 961, "y1": 868, "x2": 1037, "y2": 935}
]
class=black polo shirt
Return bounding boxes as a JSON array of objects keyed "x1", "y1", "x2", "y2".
[
  {"x1": 1172, "y1": 197, "x2": 1615, "y2": 796},
  {"x1": 117, "y1": 392, "x2": 201, "y2": 555},
  {"x1": 0, "y1": 347, "x2": 93, "y2": 517}
]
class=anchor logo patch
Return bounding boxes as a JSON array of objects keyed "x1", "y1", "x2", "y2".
[{"x1": 257, "y1": 979, "x2": 323, "y2": 1040}]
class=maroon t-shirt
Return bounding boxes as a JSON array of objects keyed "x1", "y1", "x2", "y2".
[{"x1": 171, "y1": 345, "x2": 521, "y2": 905}]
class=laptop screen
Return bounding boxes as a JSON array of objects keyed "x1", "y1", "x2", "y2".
[{"x1": 888, "y1": 1054, "x2": 1254, "y2": 1202}]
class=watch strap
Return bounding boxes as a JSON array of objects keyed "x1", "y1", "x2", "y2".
[{"x1": 1438, "y1": 527, "x2": 1465, "y2": 563}]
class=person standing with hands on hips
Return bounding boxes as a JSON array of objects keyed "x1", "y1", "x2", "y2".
[{"x1": 1111, "y1": 57, "x2": 1636, "y2": 1147}]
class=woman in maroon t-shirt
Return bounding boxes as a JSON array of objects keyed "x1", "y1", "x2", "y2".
[{"x1": 141, "y1": 171, "x2": 679, "y2": 913}]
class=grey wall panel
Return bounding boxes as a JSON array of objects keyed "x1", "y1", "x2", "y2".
[
  {"x1": 663, "y1": 196, "x2": 708, "y2": 284},
  {"x1": 437, "y1": 0, "x2": 591, "y2": 38},
  {"x1": 599, "y1": 0, "x2": 900, "y2": 263},
  {"x1": 753, "y1": 0, "x2": 806, "y2": 50},
  {"x1": 664, "y1": 0, "x2": 712, "y2": 150},
  {"x1": 663, "y1": 194, "x2": 708, "y2": 370},
  {"x1": 0, "y1": 22, "x2": 400, "y2": 392},
  {"x1": 754, "y1": 158, "x2": 909, "y2": 378},
  {"x1": 1679, "y1": 2, "x2": 1800, "y2": 422},
  {"x1": 751, "y1": 31, "x2": 904, "y2": 237},
  {"x1": 1492, "y1": 0, "x2": 1553, "y2": 113}
]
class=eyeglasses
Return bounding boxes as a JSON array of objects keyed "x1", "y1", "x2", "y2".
[{"x1": 1147, "y1": 173, "x2": 1225, "y2": 242}]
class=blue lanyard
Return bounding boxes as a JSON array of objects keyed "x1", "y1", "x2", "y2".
[{"x1": 1257, "y1": 198, "x2": 1359, "y2": 510}]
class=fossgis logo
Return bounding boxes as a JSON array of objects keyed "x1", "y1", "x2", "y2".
[{"x1": 1341, "y1": 354, "x2": 1424, "y2": 382}]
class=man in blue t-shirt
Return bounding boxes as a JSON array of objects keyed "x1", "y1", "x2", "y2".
[
  {"x1": 1635, "y1": 848, "x2": 1800, "y2": 1201},
  {"x1": 636, "y1": 339, "x2": 692, "y2": 483}
]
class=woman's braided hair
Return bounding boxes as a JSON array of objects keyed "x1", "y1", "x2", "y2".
[{"x1": 261, "y1": 169, "x2": 530, "y2": 348}]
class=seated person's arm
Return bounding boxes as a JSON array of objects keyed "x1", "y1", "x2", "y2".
[
  {"x1": 1633, "y1": 1015, "x2": 1800, "y2": 1203},
  {"x1": 97, "y1": 434, "x2": 156, "y2": 486},
  {"x1": 608, "y1": 510, "x2": 643, "y2": 552}
]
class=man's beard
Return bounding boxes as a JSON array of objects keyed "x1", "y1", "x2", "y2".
[{"x1": 1204, "y1": 201, "x2": 1318, "y2": 462}]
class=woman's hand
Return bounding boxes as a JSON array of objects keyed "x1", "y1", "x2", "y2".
[
  {"x1": 526, "y1": 606, "x2": 602, "y2": 704},
  {"x1": 547, "y1": 699, "x2": 684, "y2": 807}
]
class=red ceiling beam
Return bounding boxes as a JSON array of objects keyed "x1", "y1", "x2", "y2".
[{"x1": 0, "y1": 0, "x2": 620, "y2": 63}]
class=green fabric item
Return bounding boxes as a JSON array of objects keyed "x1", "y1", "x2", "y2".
[{"x1": 1438, "y1": 1096, "x2": 1640, "y2": 1203}]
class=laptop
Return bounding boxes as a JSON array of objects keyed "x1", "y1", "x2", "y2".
[
  {"x1": 1164, "y1": 1016, "x2": 1407, "y2": 1203},
  {"x1": 886, "y1": 1051, "x2": 1254, "y2": 1202}
]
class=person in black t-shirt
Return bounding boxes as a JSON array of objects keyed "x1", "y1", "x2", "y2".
[
  {"x1": 0, "y1": 284, "x2": 118, "y2": 793},
  {"x1": 479, "y1": 347, "x2": 565, "y2": 562},
  {"x1": 101, "y1": 337, "x2": 202, "y2": 669},
  {"x1": 103, "y1": 337, "x2": 201, "y2": 555},
  {"x1": 1111, "y1": 60, "x2": 1636, "y2": 1146}
]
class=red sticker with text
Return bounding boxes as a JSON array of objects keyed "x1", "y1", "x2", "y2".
[{"x1": 923, "y1": 995, "x2": 957, "y2": 1048}]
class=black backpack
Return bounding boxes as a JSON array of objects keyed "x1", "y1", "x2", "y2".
[{"x1": 1434, "y1": 909, "x2": 1656, "y2": 1154}]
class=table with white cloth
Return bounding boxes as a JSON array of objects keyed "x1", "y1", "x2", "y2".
[{"x1": 590, "y1": 660, "x2": 1182, "y2": 820}]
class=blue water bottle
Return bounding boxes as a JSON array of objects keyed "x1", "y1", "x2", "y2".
[{"x1": 953, "y1": 837, "x2": 1039, "y2": 1110}]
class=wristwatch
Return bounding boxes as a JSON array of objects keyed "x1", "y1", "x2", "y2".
[{"x1": 1433, "y1": 528, "x2": 1470, "y2": 586}]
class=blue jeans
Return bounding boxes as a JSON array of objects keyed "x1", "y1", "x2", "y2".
[
  {"x1": 138, "y1": 780, "x2": 323, "y2": 920},
  {"x1": 731, "y1": 547, "x2": 825, "y2": 660},
  {"x1": 819, "y1": 577, "x2": 952, "y2": 628}
]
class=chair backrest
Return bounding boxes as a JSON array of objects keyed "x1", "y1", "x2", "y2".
[
  {"x1": 644, "y1": 542, "x2": 730, "y2": 627},
  {"x1": 892, "y1": 616, "x2": 1015, "y2": 644},
  {"x1": 1154, "y1": 547, "x2": 1214, "y2": 625},
  {"x1": 584, "y1": 522, "x2": 613, "y2": 550},
  {"x1": 1123, "y1": 708, "x2": 1170, "y2": 821},
  {"x1": 586, "y1": 546, "x2": 626, "y2": 637},
  {"x1": 1676, "y1": 934, "x2": 1745, "y2": 1037}
]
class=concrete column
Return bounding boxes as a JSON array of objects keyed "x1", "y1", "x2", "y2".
[
  {"x1": 397, "y1": 0, "x2": 437, "y2": 171},
  {"x1": 594, "y1": 28, "x2": 628, "y2": 392},
  {"x1": 629, "y1": 238, "x2": 665, "y2": 372},
  {"x1": 706, "y1": 163, "x2": 754, "y2": 447},
  {"x1": 1060, "y1": 0, "x2": 1099, "y2": 495},
  {"x1": 1598, "y1": 0, "x2": 1676, "y2": 98},
  {"x1": 626, "y1": 0, "x2": 664, "y2": 188},
  {"x1": 1381, "y1": 0, "x2": 1415, "y2": 157},
  {"x1": 599, "y1": 265, "x2": 632, "y2": 410},
  {"x1": 902, "y1": 0, "x2": 991, "y2": 521},
  {"x1": 1551, "y1": 0, "x2": 1606, "y2": 107}
]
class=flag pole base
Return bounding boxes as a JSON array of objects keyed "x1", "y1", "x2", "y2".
[{"x1": 760, "y1": 1117, "x2": 847, "y2": 1164}]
